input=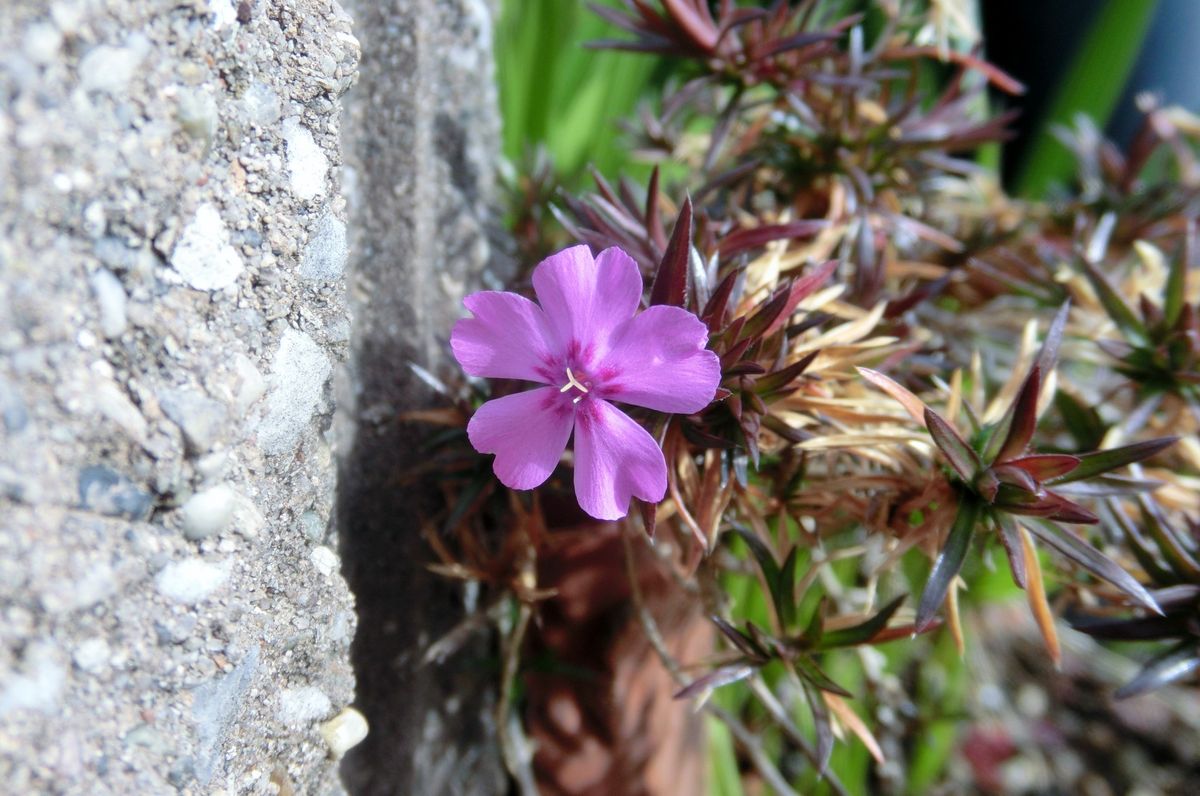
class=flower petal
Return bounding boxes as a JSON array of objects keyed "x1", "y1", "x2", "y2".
[
  {"x1": 597, "y1": 305, "x2": 721, "y2": 413},
  {"x1": 451, "y1": 291, "x2": 558, "y2": 383},
  {"x1": 532, "y1": 246, "x2": 642, "y2": 358},
  {"x1": 573, "y1": 398, "x2": 667, "y2": 520},
  {"x1": 468, "y1": 388, "x2": 574, "y2": 490}
]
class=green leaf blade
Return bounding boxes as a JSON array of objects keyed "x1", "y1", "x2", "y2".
[
  {"x1": 1014, "y1": 1, "x2": 1160, "y2": 197},
  {"x1": 916, "y1": 498, "x2": 982, "y2": 632},
  {"x1": 1049, "y1": 437, "x2": 1177, "y2": 484}
]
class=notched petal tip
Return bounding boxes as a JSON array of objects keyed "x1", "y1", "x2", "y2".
[
  {"x1": 573, "y1": 399, "x2": 668, "y2": 521},
  {"x1": 601, "y1": 305, "x2": 723, "y2": 414},
  {"x1": 467, "y1": 387, "x2": 574, "y2": 491},
  {"x1": 451, "y1": 290, "x2": 558, "y2": 383},
  {"x1": 533, "y1": 244, "x2": 643, "y2": 352}
]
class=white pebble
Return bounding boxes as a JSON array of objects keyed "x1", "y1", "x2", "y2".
[
  {"x1": 23, "y1": 23, "x2": 63, "y2": 64},
  {"x1": 320, "y1": 707, "x2": 368, "y2": 756},
  {"x1": 195, "y1": 451, "x2": 229, "y2": 481},
  {"x1": 310, "y1": 545, "x2": 338, "y2": 577},
  {"x1": 159, "y1": 388, "x2": 228, "y2": 453},
  {"x1": 78, "y1": 34, "x2": 150, "y2": 94},
  {"x1": 0, "y1": 642, "x2": 65, "y2": 715},
  {"x1": 242, "y1": 83, "x2": 281, "y2": 128},
  {"x1": 72, "y1": 563, "x2": 117, "y2": 610},
  {"x1": 300, "y1": 214, "x2": 348, "y2": 281},
  {"x1": 90, "y1": 269, "x2": 127, "y2": 338},
  {"x1": 181, "y1": 485, "x2": 237, "y2": 540},
  {"x1": 176, "y1": 88, "x2": 218, "y2": 143},
  {"x1": 73, "y1": 637, "x2": 111, "y2": 674},
  {"x1": 208, "y1": 0, "x2": 238, "y2": 28},
  {"x1": 257, "y1": 330, "x2": 331, "y2": 455},
  {"x1": 93, "y1": 379, "x2": 148, "y2": 442},
  {"x1": 170, "y1": 204, "x2": 244, "y2": 291},
  {"x1": 277, "y1": 686, "x2": 332, "y2": 727},
  {"x1": 230, "y1": 492, "x2": 265, "y2": 539},
  {"x1": 282, "y1": 117, "x2": 328, "y2": 201},
  {"x1": 232, "y1": 353, "x2": 266, "y2": 414},
  {"x1": 155, "y1": 559, "x2": 229, "y2": 604}
]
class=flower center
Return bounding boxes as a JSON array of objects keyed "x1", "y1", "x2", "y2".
[{"x1": 559, "y1": 367, "x2": 591, "y2": 404}]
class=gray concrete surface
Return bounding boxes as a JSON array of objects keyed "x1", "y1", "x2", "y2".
[
  {"x1": 0, "y1": 0, "x2": 507, "y2": 792},
  {"x1": 338, "y1": 0, "x2": 506, "y2": 792}
]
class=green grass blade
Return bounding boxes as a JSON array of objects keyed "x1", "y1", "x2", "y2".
[
  {"x1": 495, "y1": 0, "x2": 660, "y2": 184},
  {"x1": 706, "y1": 715, "x2": 745, "y2": 796},
  {"x1": 1014, "y1": 1, "x2": 1159, "y2": 197}
]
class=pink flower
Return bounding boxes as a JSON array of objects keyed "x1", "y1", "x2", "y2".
[{"x1": 450, "y1": 245, "x2": 722, "y2": 520}]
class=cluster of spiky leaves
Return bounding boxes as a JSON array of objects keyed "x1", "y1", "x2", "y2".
[
  {"x1": 1049, "y1": 100, "x2": 1200, "y2": 237},
  {"x1": 1071, "y1": 495, "x2": 1200, "y2": 698},
  {"x1": 859, "y1": 305, "x2": 1172, "y2": 643},
  {"x1": 674, "y1": 528, "x2": 928, "y2": 774},
  {"x1": 418, "y1": 1, "x2": 1200, "y2": 791},
  {"x1": 1081, "y1": 225, "x2": 1200, "y2": 415},
  {"x1": 1015, "y1": 110, "x2": 1200, "y2": 698},
  {"x1": 961, "y1": 100, "x2": 1200, "y2": 309},
  {"x1": 593, "y1": 0, "x2": 1023, "y2": 305}
]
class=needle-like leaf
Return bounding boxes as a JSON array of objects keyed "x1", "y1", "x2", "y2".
[
  {"x1": 995, "y1": 514, "x2": 1027, "y2": 590},
  {"x1": 916, "y1": 498, "x2": 981, "y2": 632},
  {"x1": 1036, "y1": 301, "x2": 1071, "y2": 376},
  {"x1": 1082, "y1": 260, "x2": 1149, "y2": 345},
  {"x1": 1115, "y1": 642, "x2": 1200, "y2": 699},
  {"x1": 925, "y1": 408, "x2": 982, "y2": 483},
  {"x1": 793, "y1": 654, "x2": 852, "y2": 698},
  {"x1": 857, "y1": 367, "x2": 928, "y2": 426},
  {"x1": 994, "y1": 366, "x2": 1041, "y2": 463},
  {"x1": 1163, "y1": 236, "x2": 1189, "y2": 329},
  {"x1": 1004, "y1": 454, "x2": 1080, "y2": 481},
  {"x1": 673, "y1": 664, "x2": 757, "y2": 700},
  {"x1": 818, "y1": 595, "x2": 906, "y2": 649},
  {"x1": 778, "y1": 547, "x2": 800, "y2": 628},
  {"x1": 712, "y1": 616, "x2": 770, "y2": 659},
  {"x1": 1025, "y1": 520, "x2": 1160, "y2": 614},
  {"x1": 1048, "y1": 437, "x2": 1177, "y2": 484},
  {"x1": 1020, "y1": 523, "x2": 1060, "y2": 665},
  {"x1": 803, "y1": 679, "x2": 835, "y2": 777},
  {"x1": 649, "y1": 196, "x2": 692, "y2": 307}
]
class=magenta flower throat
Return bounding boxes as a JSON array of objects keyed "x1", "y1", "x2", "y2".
[{"x1": 450, "y1": 245, "x2": 722, "y2": 520}]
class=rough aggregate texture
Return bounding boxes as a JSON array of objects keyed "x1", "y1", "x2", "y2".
[{"x1": 0, "y1": 0, "x2": 363, "y2": 792}]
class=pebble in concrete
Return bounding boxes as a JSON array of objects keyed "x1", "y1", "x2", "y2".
[
  {"x1": 207, "y1": 0, "x2": 239, "y2": 30},
  {"x1": 155, "y1": 559, "x2": 230, "y2": 604},
  {"x1": 300, "y1": 214, "x2": 348, "y2": 281},
  {"x1": 320, "y1": 707, "x2": 369, "y2": 757},
  {"x1": 231, "y1": 353, "x2": 266, "y2": 415},
  {"x1": 89, "y1": 269, "x2": 127, "y2": 338},
  {"x1": 92, "y1": 380, "x2": 148, "y2": 443},
  {"x1": 277, "y1": 686, "x2": 332, "y2": 728},
  {"x1": 241, "y1": 82, "x2": 281, "y2": 128},
  {"x1": 72, "y1": 637, "x2": 111, "y2": 674},
  {"x1": 192, "y1": 645, "x2": 260, "y2": 785},
  {"x1": 282, "y1": 117, "x2": 328, "y2": 201},
  {"x1": 258, "y1": 329, "x2": 331, "y2": 456},
  {"x1": 170, "y1": 204, "x2": 244, "y2": 291},
  {"x1": 78, "y1": 33, "x2": 150, "y2": 95},
  {"x1": 180, "y1": 485, "x2": 237, "y2": 540},
  {"x1": 159, "y1": 388, "x2": 228, "y2": 454},
  {"x1": 0, "y1": 642, "x2": 65, "y2": 715},
  {"x1": 310, "y1": 545, "x2": 339, "y2": 578},
  {"x1": 77, "y1": 465, "x2": 153, "y2": 520}
]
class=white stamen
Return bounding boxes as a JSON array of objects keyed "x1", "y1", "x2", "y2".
[{"x1": 559, "y1": 367, "x2": 589, "y2": 396}]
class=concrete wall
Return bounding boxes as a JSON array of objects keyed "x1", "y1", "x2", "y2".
[
  {"x1": 0, "y1": 0, "x2": 501, "y2": 792},
  {"x1": 338, "y1": 0, "x2": 504, "y2": 793}
]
